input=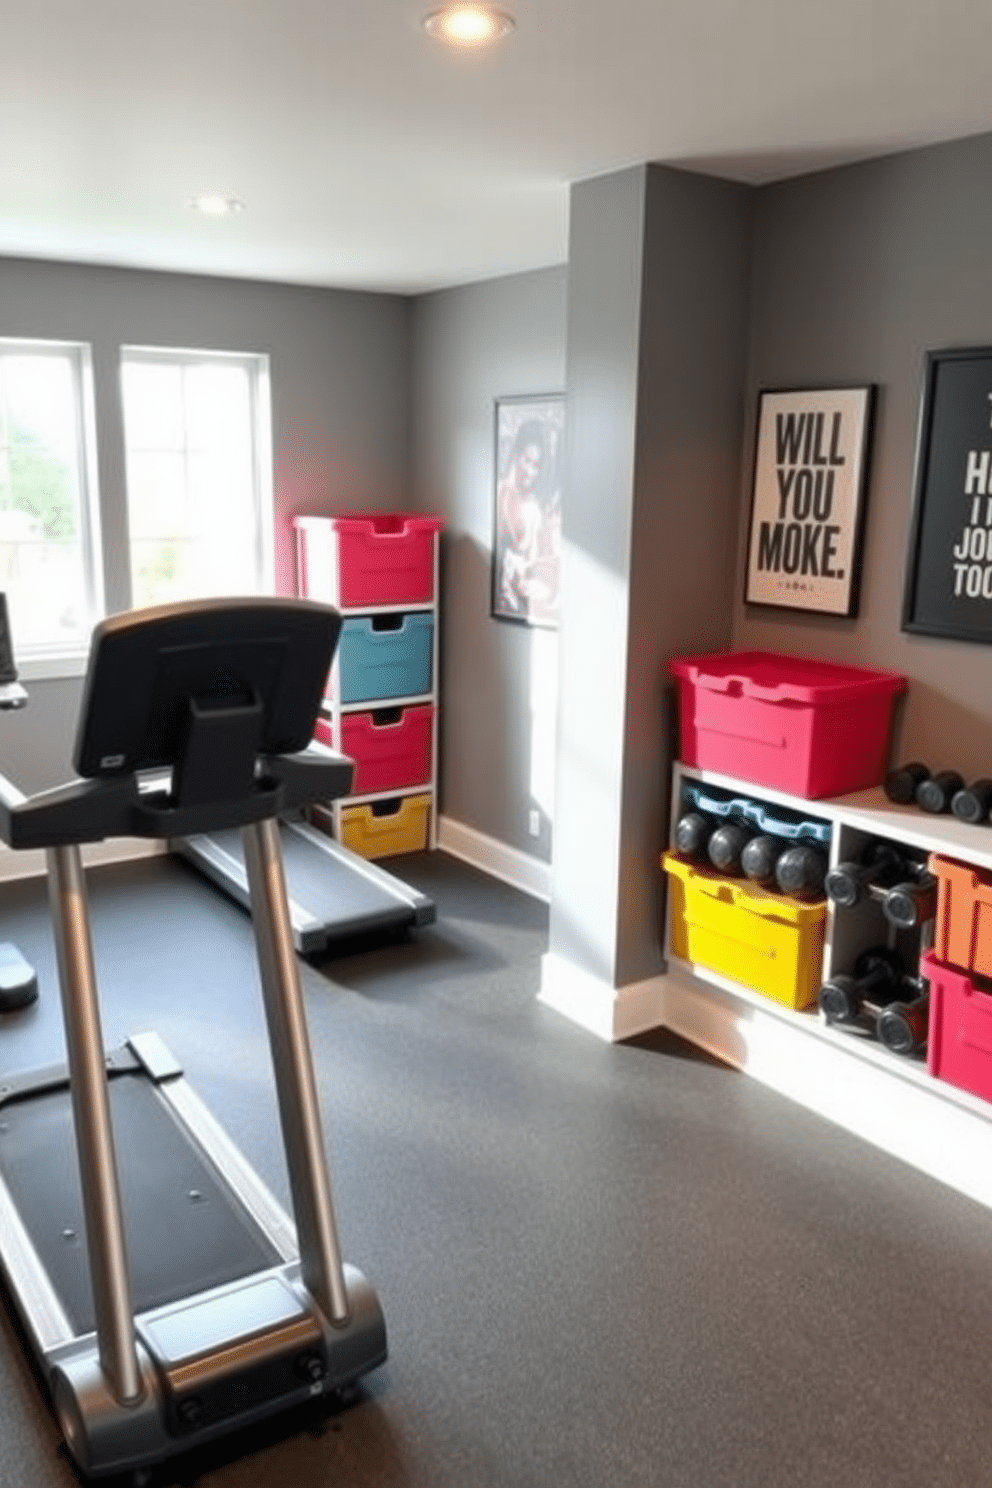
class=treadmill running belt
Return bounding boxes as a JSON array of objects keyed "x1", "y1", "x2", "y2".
[
  {"x1": 177, "y1": 819, "x2": 435, "y2": 953},
  {"x1": 0, "y1": 1073, "x2": 281, "y2": 1335}
]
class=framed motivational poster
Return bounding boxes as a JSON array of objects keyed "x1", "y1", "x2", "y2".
[
  {"x1": 744, "y1": 385, "x2": 876, "y2": 616},
  {"x1": 902, "y1": 347, "x2": 992, "y2": 643}
]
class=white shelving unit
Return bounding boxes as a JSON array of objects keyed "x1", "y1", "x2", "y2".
[
  {"x1": 294, "y1": 515, "x2": 440, "y2": 857},
  {"x1": 662, "y1": 763, "x2": 992, "y2": 1211}
]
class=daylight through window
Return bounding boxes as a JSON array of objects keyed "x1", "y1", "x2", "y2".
[
  {"x1": 120, "y1": 349, "x2": 273, "y2": 610},
  {"x1": 0, "y1": 340, "x2": 100, "y2": 655}
]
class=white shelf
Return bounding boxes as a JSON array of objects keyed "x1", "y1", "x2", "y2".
[
  {"x1": 664, "y1": 763, "x2": 992, "y2": 1210},
  {"x1": 337, "y1": 601, "x2": 434, "y2": 617},
  {"x1": 321, "y1": 693, "x2": 433, "y2": 715},
  {"x1": 296, "y1": 517, "x2": 440, "y2": 855},
  {"x1": 685, "y1": 763, "x2": 992, "y2": 870}
]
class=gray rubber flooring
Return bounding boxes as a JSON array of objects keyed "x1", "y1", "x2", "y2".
[{"x1": 0, "y1": 848, "x2": 989, "y2": 1486}]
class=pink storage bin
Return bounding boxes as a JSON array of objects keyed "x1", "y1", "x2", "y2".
[
  {"x1": 923, "y1": 949, "x2": 992, "y2": 1104},
  {"x1": 315, "y1": 704, "x2": 433, "y2": 796},
  {"x1": 667, "y1": 650, "x2": 906, "y2": 799},
  {"x1": 295, "y1": 513, "x2": 442, "y2": 608}
]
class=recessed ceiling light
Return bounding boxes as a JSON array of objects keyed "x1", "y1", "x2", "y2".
[
  {"x1": 422, "y1": 5, "x2": 515, "y2": 47},
  {"x1": 189, "y1": 195, "x2": 245, "y2": 217}
]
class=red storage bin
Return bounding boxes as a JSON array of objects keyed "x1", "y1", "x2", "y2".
[
  {"x1": 923, "y1": 949, "x2": 992, "y2": 1104},
  {"x1": 928, "y1": 854, "x2": 992, "y2": 980},
  {"x1": 315, "y1": 704, "x2": 433, "y2": 796},
  {"x1": 294, "y1": 513, "x2": 442, "y2": 608},
  {"x1": 667, "y1": 650, "x2": 906, "y2": 799}
]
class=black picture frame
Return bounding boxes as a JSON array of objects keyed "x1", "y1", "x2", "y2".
[
  {"x1": 744, "y1": 385, "x2": 876, "y2": 617},
  {"x1": 491, "y1": 393, "x2": 564, "y2": 629},
  {"x1": 902, "y1": 346, "x2": 992, "y2": 643}
]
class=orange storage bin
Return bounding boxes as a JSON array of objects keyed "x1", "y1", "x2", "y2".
[{"x1": 929, "y1": 854, "x2": 992, "y2": 979}]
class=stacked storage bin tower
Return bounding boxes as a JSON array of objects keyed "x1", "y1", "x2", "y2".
[
  {"x1": 660, "y1": 650, "x2": 992, "y2": 1210},
  {"x1": 294, "y1": 514, "x2": 442, "y2": 860}
]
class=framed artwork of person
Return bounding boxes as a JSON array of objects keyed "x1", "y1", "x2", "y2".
[{"x1": 491, "y1": 394, "x2": 565, "y2": 628}]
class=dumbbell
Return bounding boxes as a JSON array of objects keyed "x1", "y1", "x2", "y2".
[
  {"x1": 880, "y1": 868, "x2": 937, "y2": 930},
  {"x1": 825, "y1": 840, "x2": 906, "y2": 908},
  {"x1": 916, "y1": 770, "x2": 965, "y2": 814},
  {"x1": 674, "y1": 811, "x2": 715, "y2": 859},
  {"x1": 773, "y1": 843, "x2": 827, "y2": 900},
  {"x1": 740, "y1": 833, "x2": 784, "y2": 887},
  {"x1": 884, "y1": 762, "x2": 930, "y2": 805},
  {"x1": 951, "y1": 778, "x2": 992, "y2": 825},
  {"x1": 818, "y1": 946, "x2": 904, "y2": 1025},
  {"x1": 705, "y1": 820, "x2": 754, "y2": 875},
  {"x1": 741, "y1": 835, "x2": 828, "y2": 898},
  {"x1": 826, "y1": 840, "x2": 937, "y2": 928},
  {"x1": 876, "y1": 980, "x2": 930, "y2": 1056}
]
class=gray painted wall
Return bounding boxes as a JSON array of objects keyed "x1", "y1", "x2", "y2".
[
  {"x1": 619, "y1": 165, "x2": 752, "y2": 985},
  {"x1": 410, "y1": 268, "x2": 567, "y2": 860},
  {"x1": 736, "y1": 131, "x2": 992, "y2": 781},
  {"x1": 0, "y1": 256, "x2": 411, "y2": 793},
  {"x1": 6, "y1": 126, "x2": 992, "y2": 907},
  {"x1": 549, "y1": 165, "x2": 751, "y2": 990}
]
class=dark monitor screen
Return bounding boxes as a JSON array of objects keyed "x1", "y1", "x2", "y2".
[{"x1": 73, "y1": 597, "x2": 341, "y2": 780}]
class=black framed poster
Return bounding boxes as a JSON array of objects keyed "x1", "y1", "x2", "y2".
[
  {"x1": 903, "y1": 347, "x2": 992, "y2": 642},
  {"x1": 744, "y1": 385, "x2": 875, "y2": 617}
]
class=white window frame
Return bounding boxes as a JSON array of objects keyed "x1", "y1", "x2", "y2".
[
  {"x1": 119, "y1": 345, "x2": 275, "y2": 609},
  {"x1": 0, "y1": 338, "x2": 103, "y2": 679}
]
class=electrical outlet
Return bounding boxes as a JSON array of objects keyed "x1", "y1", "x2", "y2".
[{"x1": 528, "y1": 808, "x2": 541, "y2": 837}]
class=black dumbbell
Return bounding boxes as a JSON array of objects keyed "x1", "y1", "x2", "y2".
[
  {"x1": 825, "y1": 840, "x2": 906, "y2": 909},
  {"x1": 774, "y1": 843, "x2": 827, "y2": 899},
  {"x1": 675, "y1": 811, "x2": 714, "y2": 858},
  {"x1": 818, "y1": 946, "x2": 904, "y2": 1025},
  {"x1": 951, "y1": 778, "x2": 992, "y2": 825},
  {"x1": 880, "y1": 869, "x2": 937, "y2": 930},
  {"x1": 876, "y1": 983, "x2": 930, "y2": 1056},
  {"x1": 706, "y1": 820, "x2": 754, "y2": 875},
  {"x1": 740, "y1": 833, "x2": 785, "y2": 886},
  {"x1": 916, "y1": 769, "x2": 965, "y2": 814},
  {"x1": 884, "y1": 761, "x2": 930, "y2": 805}
]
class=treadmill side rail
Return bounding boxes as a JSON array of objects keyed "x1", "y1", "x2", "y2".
[
  {"x1": 242, "y1": 818, "x2": 351, "y2": 1327},
  {"x1": 47, "y1": 843, "x2": 143, "y2": 1407}
]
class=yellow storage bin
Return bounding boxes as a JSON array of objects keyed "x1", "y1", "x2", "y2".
[
  {"x1": 662, "y1": 850, "x2": 826, "y2": 1010},
  {"x1": 341, "y1": 792, "x2": 432, "y2": 860}
]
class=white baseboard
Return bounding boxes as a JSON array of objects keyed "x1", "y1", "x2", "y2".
[
  {"x1": 662, "y1": 963, "x2": 992, "y2": 1213},
  {"x1": 437, "y1": 815, "x2": 551, "y2": 902},
  {"x1": 0, "y1": 838, "x2": 166, "y2": 883},
  {"x1": 538, "y1": 951, "x2": 666, "y2": 1042}
]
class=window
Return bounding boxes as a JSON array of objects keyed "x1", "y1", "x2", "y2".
[
  {"x1": 0, "y1": 340, "x2": 101, "y2": 656},
  {"x1": 120, "y1": 348, "x2": 273, "y2": 610}
]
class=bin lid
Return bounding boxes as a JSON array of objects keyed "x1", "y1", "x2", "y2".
[
  {"x1": 291, "y1": 513, "x2": 443, "y2": 535},
  {"x1": 332, "y1": 513, "x2": 443, "y2": 536},
  {"x1": 661, "y1": 851, "x2": 825, "y2": 923},
  {"x1": 667, "y1": 649, "x2": 906, "y2": 705}
]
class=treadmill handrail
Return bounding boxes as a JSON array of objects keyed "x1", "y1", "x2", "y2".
[{"x1": 0, "y1": 751, "x2": 354, "y2": 851}]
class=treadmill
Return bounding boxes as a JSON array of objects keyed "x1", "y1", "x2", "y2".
[
  {"x1": 0, "y1": 597, "x2": 387, "y2": 1480},
  {"x1": 175, "y1": 806, "x2": 435, "y2": 954}
]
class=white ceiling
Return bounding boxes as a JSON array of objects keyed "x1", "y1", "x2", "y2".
[{"x1": 4, "y1": 0, "x2": 992, "y2": 295}]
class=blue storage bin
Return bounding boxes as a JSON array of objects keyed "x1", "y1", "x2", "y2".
[
  {"x1": 680, "y1": 781, "x2": 832, "y2": 844},
  {"x1": 338, "y1": 613, "x2": 434, "y2": 704}
]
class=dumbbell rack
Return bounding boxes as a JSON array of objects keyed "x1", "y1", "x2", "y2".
[{"x1": 662, "y1": 762, "x2": 992, "y2": 1213}]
